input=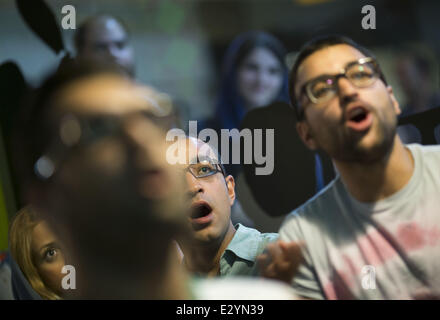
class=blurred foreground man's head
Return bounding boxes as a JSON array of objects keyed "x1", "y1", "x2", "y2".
[
  {"x1": 74, "y1": 15, "x2": 135, "y2": 77},
  {"x1": 15, "y1": 63, "x2": 188, "y2": 298}
]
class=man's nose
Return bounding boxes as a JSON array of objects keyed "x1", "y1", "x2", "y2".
[
  {"x1": 337, "y1": 76, "x2": 358, "y2": 105},
  {"x1": 185, "y1": 172, "x2": 203, "y2": 197}
]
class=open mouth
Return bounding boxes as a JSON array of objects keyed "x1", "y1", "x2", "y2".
[
  {"x1": 348, "y1": 107, "x2": 368, "y2": 122},
  {"x1": 346, "y1": 106, "x2": 373, "y2": 131},
  {"x1": 190, "y1": 202, "x2": 213, "y2": 225}
]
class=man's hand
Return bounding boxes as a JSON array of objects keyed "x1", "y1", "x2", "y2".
[{"x1": 257, "y1": 240, "x2": 304, "y2": 284}]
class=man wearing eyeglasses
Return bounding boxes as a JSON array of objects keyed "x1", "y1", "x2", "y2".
[
  {"x1": 259, "y1": 35, "x2": 440, "y2": 299},
  {"x1": 176, "y1": 137, "x2": 278, "y2": 278}
]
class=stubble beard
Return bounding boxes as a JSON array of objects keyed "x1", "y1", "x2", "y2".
[{"x1": 323, "y1": 111, "x2": 398, "y2": 165}]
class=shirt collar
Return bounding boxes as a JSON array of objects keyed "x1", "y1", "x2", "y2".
[{"x1": 224, "y1": 223, "x2": 260, "y2": 262}]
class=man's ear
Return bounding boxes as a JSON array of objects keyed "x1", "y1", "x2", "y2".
[
  {"x1": 296, "y1": 120, "x2": 318, "y2": 150},
  {"x1": 387, "y1": 85, "x2": 401, "y2": 116},
  {"x1": 225, "y1": 175, "x2": 236, "y2": 206}
]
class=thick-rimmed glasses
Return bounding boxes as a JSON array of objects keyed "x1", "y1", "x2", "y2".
[
  {"x1": 185, "y1": 159, "x2": 225, "y2": 179},
  {"x1": 297, "y1": 57, "x2": 381, "y2": 117}
]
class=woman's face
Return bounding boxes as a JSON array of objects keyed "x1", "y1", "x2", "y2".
[
  {"x1": 31, "y1": 222, "x2": 66, "y2": 296},
  {"x1": 237, "y1": 47, "x2": 284, "y2": 109}
]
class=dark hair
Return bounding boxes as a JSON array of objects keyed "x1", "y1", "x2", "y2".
[
  {"x1": 288, "y1": 34, "x2": 387, "y2": 120},
  {"x1": 13, "y1": 62, "x2": 128, "y2": 187},
  {"x1": 74, "y1": 14, "x2": 130, "y2": 53},
  {"x1": 211, "y1": 31, "x2": 289, "y2": 131}
]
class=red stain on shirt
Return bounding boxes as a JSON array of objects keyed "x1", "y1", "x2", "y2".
[
  {"x1": 356, "y1": 229, "x2": 396, "y2": 265},
  {"x1": 396, "y1": 222, "x2": 426, "y2": 251},
  {"x1": 321, "y1": 223, "x2": 440, "y2": 298}
]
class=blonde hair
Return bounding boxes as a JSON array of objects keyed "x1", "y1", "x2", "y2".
[{"x1": 9, "y1": 206, "x2": 61, "y2": 300}]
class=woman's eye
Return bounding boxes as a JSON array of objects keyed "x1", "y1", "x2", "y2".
[
  {"x1": 44, "y1": 248, "x2": 58, "y2": 262},
  {"x1": 269, "y1": 67, "x2": 281, "y2": 75},
  {"x1": 243, "y1": 63, "x2": 258, "y2": 72}
]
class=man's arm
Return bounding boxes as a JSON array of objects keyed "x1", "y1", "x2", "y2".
[
  {"x1": 258, "y1": 212, "x2": 326, "y2": 300},
  {"x1": 257, "y1": 240, "x2": 304, "y2": 284}
]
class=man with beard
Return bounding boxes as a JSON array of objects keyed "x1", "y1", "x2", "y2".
[{"x1": 258, "y1": 35, "x2": 440, "y2": 299}]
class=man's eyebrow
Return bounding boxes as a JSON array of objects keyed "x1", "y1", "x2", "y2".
[
  {"x1": 298, "y1": 73, "x2": 336, "y2": 93},
  {"x1": 302, "y1": 59, "x2": 366, "y2": 86},
  {"x1": 305, "y1": 73, "x2": 335, "y2": 83}
]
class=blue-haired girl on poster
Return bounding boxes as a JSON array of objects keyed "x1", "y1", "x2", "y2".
[{"x1": 212, "y1": 31, "x2": 290, "y2": 131}]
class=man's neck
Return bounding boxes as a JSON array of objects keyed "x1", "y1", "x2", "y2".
[
  {"x1": 334, "y1": 136, "x2": 415, "y2": 203},
  {"x1": 182, "y1": 221, "x2": 236, "y2": 277}
]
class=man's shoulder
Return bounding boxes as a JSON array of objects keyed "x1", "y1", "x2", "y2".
[
  {"x1": 235, "y1": 224, "x2": 278, "y2": 243},
  {"x1": 279, "y1": 177, "x2": 345, "y2": 242},
  {"x1": 408, "y1": 143, "x2": 440, "y2": 154},
  {"x1": 284, "y1": 177, "x2": 342, "y2": 221},
  {"x1": 227, "y1": 224, "x2": 278, "y2": 262},
  {"x1": 407, "y1": 143, "x2": 440, "y2": 172},
  {"x1": 416, "y1": 143, "x2": 440, "y2": 158}
]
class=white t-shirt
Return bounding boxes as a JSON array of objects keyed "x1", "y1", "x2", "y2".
[
  {"x1": 192, "y1": 277, "x2": 298, "y2": 300},
  {"x1": 280, "y1": 144, "x2": 440, "y2": 299}
]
